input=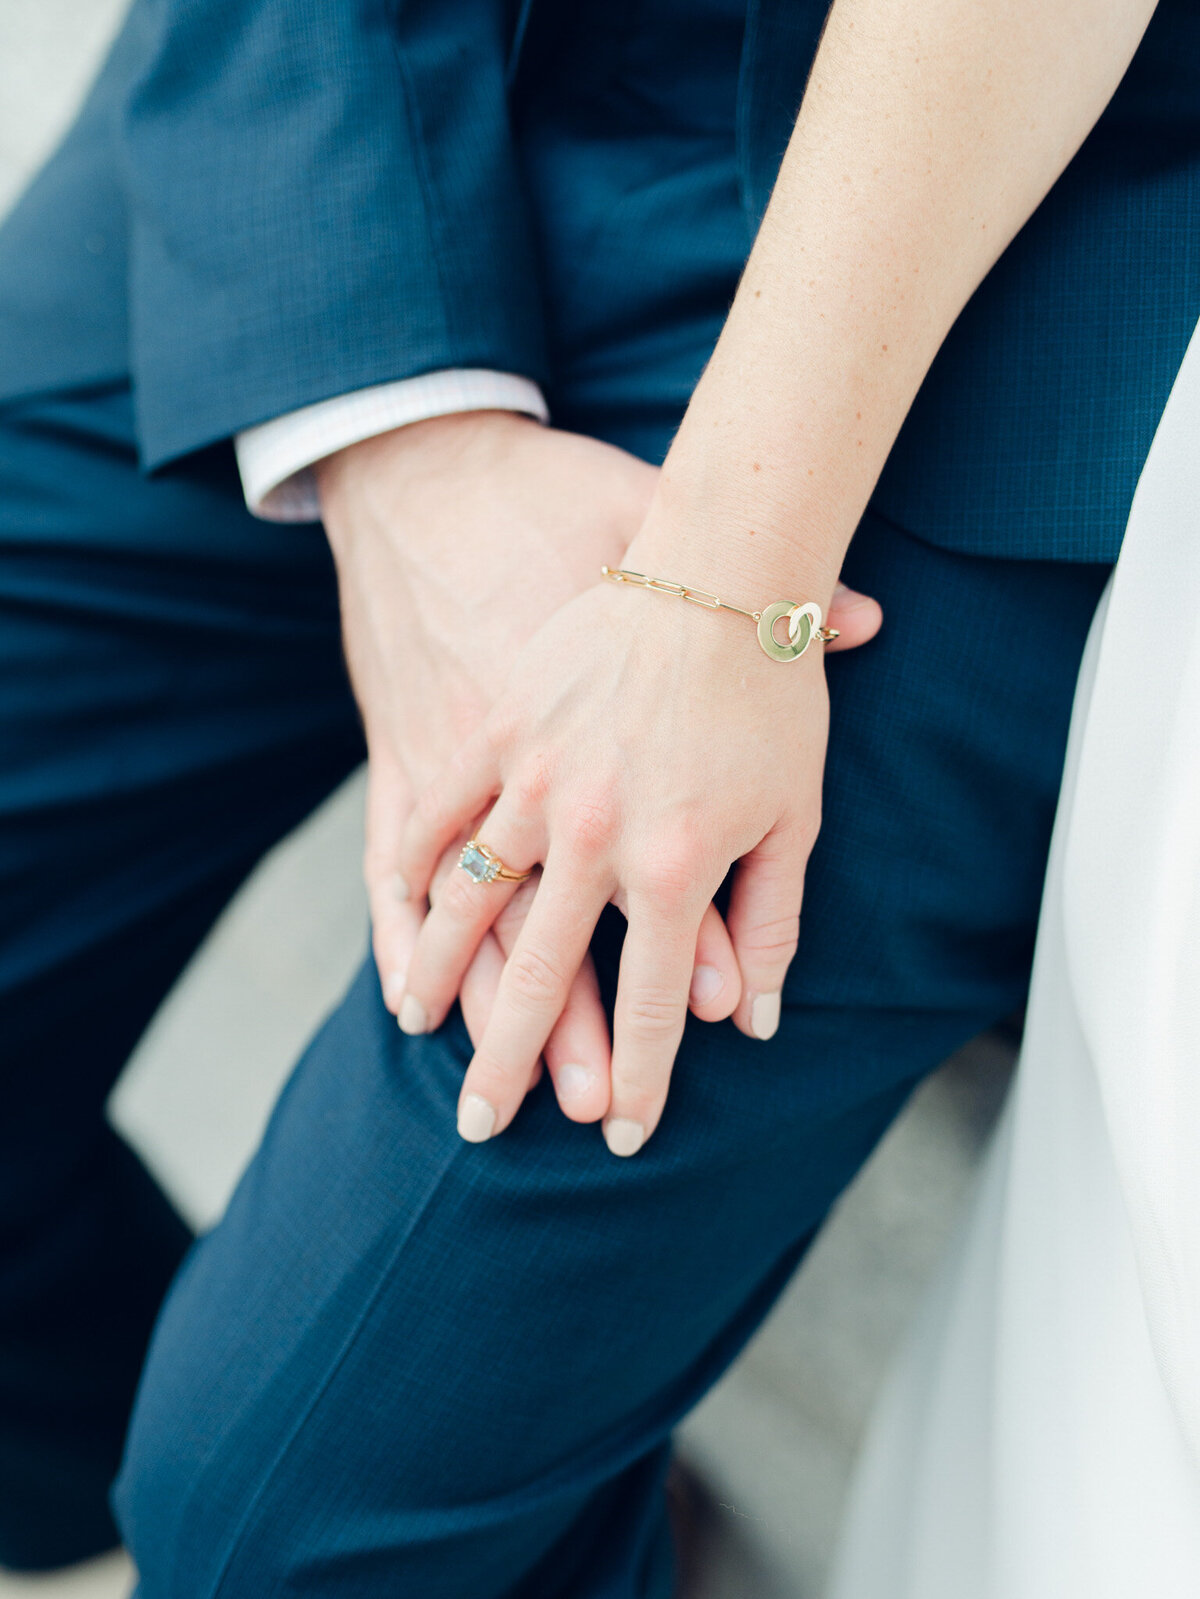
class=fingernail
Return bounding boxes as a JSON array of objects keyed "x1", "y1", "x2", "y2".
[
  {"x1": 398, "y1": 994, "x2": 427, "y2": 1035},
  {"x1": 604, "y1": 1118, "x2": 645, "y2": 1158},
  {"x1": 750, "y1": 991, "x2": 781, "y2": 1040},
  {"x1": 389, "y1": 872, "x2": 411, "y2": 902},
  {"x1": 832, "y1": 581, "x2": 869, "y2": 611},
  {"x1": 689, "y1": 963, "x2": 724, "y2": 1005},
  {"x1": 457, "y1": 1094, "x2": 496, "y2": 1143},
  {"x1": 382, "y1": 968, "x2": 408, "y2": 1010},
  {"x1": 557, "y1": 1062, "x2": 598, "y2": 1103}
]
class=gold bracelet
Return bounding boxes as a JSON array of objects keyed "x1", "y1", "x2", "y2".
[{"x1": 600, "y1": 565, "x2": 839, "y2": 662}]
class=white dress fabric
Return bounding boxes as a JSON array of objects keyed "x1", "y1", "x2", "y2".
[{"x1": 827, "y1": 317, "x2": 1200, "y2": 1599}]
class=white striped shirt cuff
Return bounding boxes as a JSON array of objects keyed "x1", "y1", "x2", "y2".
[{"x1": 234, "y1": 370, "x2": 550, "y2": 522}]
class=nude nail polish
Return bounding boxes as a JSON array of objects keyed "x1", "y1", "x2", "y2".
[
  {"x1": 557, "y1": 1063, "x2": 597, "y2": 1103},
  {"x1": 398, "y1": 994, "x2": 427, "y2": 1035},
  {"x1": 457, "y1": 1094, "x2": 497, "y2": 1143},
  {"x1": 604, "y1": 1118, "x2": 645, "y2": 1157},
  {"x1": 689, "y1": 964, "x2": 724, "y2": 1005},
  {"x1": 389, "y1": 871, "x2": 410, "y2": 902},
  {"x1": 383, "y1": 967, "x2": 408, "y2": 1009},
  {"x1": 750, "y1": 991, "x2": 781, "y2": 1040}
]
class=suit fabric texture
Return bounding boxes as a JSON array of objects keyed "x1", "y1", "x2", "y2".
[{"x1": 0, "y1": 0, "x2": 1193, "y2": 1590}]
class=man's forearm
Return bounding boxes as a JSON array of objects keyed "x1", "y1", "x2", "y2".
[{"x1": 650, "y1": 0, "x2": 1158, "y2": 590}]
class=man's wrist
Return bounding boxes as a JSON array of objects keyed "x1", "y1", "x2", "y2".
[
  {"x1": 235, "y1": 372, "x2": 549, "y2": 523},
  {"x1": 315, "y1": 411, "x2": 549, "y2": 563}
]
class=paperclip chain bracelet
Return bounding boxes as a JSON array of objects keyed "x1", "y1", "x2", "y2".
[{"x1": 599, "y1": 565, "x2": 839, "y2": 662}]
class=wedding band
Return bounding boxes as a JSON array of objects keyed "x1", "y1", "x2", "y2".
[{"x1": 457, "y1": 837, "x2": 533, "y2": 886}]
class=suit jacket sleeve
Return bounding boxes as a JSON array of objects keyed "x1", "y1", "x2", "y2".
[{"x1": 119, "y1": 0, "x2": 547, "y2": 470}]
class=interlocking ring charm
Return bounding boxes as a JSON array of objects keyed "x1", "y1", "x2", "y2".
[{"x1": 756, "y1": 600, "x2": 822, "y2": 662}]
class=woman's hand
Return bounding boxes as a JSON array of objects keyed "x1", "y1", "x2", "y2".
[
  {"x1": 384, "y1": 0, "x2": 1150, "y2": 1163},
  {"x1": 318, "y1": 411, "x2": 678, "y2": 1122},
  {"x1": 395, "y1": 528, "x2": 881, "y2": 1153}
]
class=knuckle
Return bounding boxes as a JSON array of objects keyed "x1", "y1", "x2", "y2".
[
  {"x1": 632, "y1": 847, "x2": 703, "y2": 907},
  {"x1": 738, "y1": 911, "x2": 800, "y2": 964},
  {"x1": 629, "y1": 812, "x2": 715, "y2": 904},
  {"x1": 622, "y1": 985, "x2": 685, "y2": 1039},
  {"x1": 513, "y1": 756, "x2": 553, "y2": 814},
  {"x1": 506, "y1": 942, "x2": 568, "y2": 1008},
  {"x1": 562, "y1": 792, "x2": 619, "y2": 856}
]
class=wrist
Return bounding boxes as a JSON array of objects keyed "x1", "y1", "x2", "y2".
[
  {"x1": 624, "y1": 487, "x2": 844, "y2": 623},
  {"x1": 315, "y1": 411, "x2": 543, "y2": 561}
]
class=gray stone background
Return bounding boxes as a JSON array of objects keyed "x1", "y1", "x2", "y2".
[{"x1": 0, "y1": 7, "x2": 1014, "y2": 1593}]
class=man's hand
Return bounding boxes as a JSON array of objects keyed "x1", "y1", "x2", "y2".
[{"x1": 315, "y1": 413, "x2": 744, "y2": 1123}]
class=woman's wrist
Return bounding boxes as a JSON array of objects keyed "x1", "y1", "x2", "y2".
[
  {"x1": 612, "y1": 526, "x2": 843, "y2": 677},
  {"x1": 628, "y1": 369, "x2": 862, "y2": 606},
  {"x1": 623, "y1": 472, "x2": 848, "y2": 627}
]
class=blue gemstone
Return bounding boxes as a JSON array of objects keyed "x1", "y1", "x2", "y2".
[{"x1": 460, "y1": 844, "x2": 497, "y2": 883}]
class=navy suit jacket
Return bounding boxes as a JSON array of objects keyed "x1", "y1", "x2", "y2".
[{"x1": 0, "y1": 0, "x2": 1197, "y2": 562}]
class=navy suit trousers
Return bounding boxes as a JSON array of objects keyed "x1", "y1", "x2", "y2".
[
  {"x1": 0, "y1": 28, "x2": 1113, "y2": 1597},
  {"x1": 0, "y1": 377, "x2": 1110, "y2": 1594}
]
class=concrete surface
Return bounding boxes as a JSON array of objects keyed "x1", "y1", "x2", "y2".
[{"x1": 0, "y1": 14, "x2": 1014, "y2": 1595}]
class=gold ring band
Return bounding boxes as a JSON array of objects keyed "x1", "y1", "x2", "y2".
[{"x1": 457, "y1": 837, "x2": 534, "y2": 886}]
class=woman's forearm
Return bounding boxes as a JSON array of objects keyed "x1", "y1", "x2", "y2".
[
  {"x1": 391, "y1": 0, "x2": 1160, "y2": 1151},
  {"x1": 645, "y1": 0, "x2": 1158, "y2": 593}
]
